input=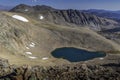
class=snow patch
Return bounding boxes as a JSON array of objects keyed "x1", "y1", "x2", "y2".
[
  {"x1": 29, "y1": 42, "x2": 35, "y2": 48},
  {"x1": 26, "y1": 47, "x2": 30, "y2": 49},
  {"x1": 29, "y1": 44, "x2": 35, "y2": 47},
  {"x1": 25, "y1": 52, "x2": 32, "y2": 55},
  {"x1": 28, "y1": 56, "x2": 37, "y2": 59},
  {"x1": 25, "y1": 9, "x2": 28, "y2": 12},
  {"x1": 31, "y1": 42, "x2": 35, "y2": 45},
  {"x1": 40, "y1": 15, "x2": 44, "y2": 20},
  {"x1": 12, "y1": 15, "x2": 29, "y2": 22},
  {"x1": 99, "y1": 58, "x2": 104, "y2": 60},
  {"x1": 42, "y1": 57, "x2": 48, "y2": 60}
]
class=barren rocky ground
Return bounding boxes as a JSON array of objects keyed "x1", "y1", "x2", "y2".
[{"x1": 0, "y1": 55, "x2": 120, "y2": 80}]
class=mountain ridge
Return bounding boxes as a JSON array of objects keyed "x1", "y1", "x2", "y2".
[
  {"x1": 83, "y1": 9, "x2": 120, "y2": 21},
  {"x1": 10, "y1": 4, "x2": 120, "y2": 31}
]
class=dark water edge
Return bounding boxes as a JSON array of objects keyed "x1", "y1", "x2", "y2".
[{"x1": 51, "y1": 47, "x2": 106, "y2": 62}]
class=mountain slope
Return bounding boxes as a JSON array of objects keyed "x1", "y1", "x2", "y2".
[
  {"x1": 0, "y1": 11, "x2": 120, "y2": 66},
  {"x1": 82, "y1": 9, "x2": 120, "y2": 51},
  {"x1": 10, "y1": 4, "x2": 120, "y2": 31}
]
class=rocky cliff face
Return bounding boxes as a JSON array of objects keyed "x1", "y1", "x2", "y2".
[{"x1": 10, "y1": 4, "x2": 119, "y2": 31}]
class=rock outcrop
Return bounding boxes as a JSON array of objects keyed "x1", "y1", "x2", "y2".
[
  {"x1": 0, "y1": 63, "x2": 120, "y2": 80},
  {"x1": 0, "y1": 58, "x2": 9, "y2": 67}
]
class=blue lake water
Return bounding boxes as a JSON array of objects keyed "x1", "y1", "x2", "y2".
[{"x1": 51, "y1": 47, "x2": 106, "y2": 62}]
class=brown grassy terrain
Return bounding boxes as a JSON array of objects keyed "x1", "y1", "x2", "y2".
[{"x1": 0, "y1": 11, "x2": 120, "y2": 66}]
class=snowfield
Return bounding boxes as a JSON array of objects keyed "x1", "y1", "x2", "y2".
[
  {"x1": 25, "y1": 52, "x2": 32, "y2": 55},
  {"x1": 42, "y1": 57, "x2": 48, "y2": 60},
  {"x1": 25, "y1": 9, "x2": 28, "y2": 12},
  {"x1": 40, "y1": 15, "x2": 44, "y2": 20},
  {"x1": 99, "y1": 58, "x2": 104, "y2": 60},
  {"x1": 29, "y1": 42, "x2": 35, "y2": 47},
  {"x1": 12, "y1": 15, "x2": 29, "y2": 22},
  {"x1": 28, "y1": 56, "x2": 37, "y2": 59},
  {"x1": 26, "y1": 47, "x2": 30, "y2": 49}
]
